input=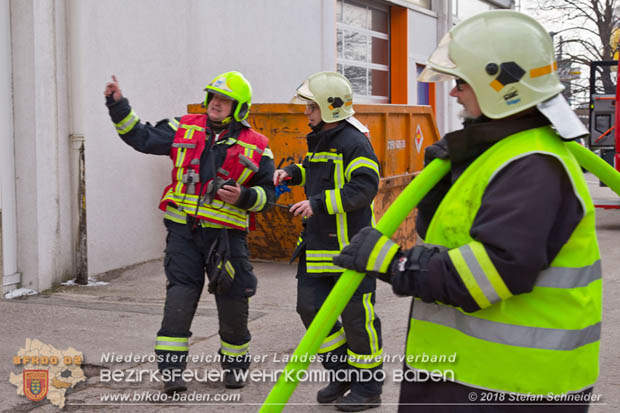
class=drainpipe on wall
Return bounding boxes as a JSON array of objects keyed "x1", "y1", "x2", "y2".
[
  {"x1": 71, "y1": 134, "x2": 87, "y2": 285},
  {"x1": 68, "y1": 0, "x2": 89, "y2": 286}
]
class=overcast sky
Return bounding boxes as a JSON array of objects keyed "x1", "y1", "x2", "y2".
[{"x1": 517, "y1": 0, "x2": 564, "y2": 32}]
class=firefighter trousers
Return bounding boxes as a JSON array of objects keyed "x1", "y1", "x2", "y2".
[
  {"x1": 296, "y1": 253, "x2": 383, "y2": 397},
  {"x1": 155, "y1": 220, "x2": 257, "y2": 373}
]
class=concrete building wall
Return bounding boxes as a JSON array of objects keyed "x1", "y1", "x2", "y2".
[
  {"x1": 66, "y1": 0, "x2": 336, "y2": 276},
  {"x1": 433, "y1": 0, "x2": 460, "y2": 136},
  {"x1": 1, "y1": 0, "x2": 19, "y2": 291},
  {"x1": 10, "y1": 0, "x2": 74, "y2": 291},
  {"x1": 408, "y1": 6, "x2": 440, "y2": 138},
  {"x1": 6, "y1": 0, "x2": 464, "y2": 289}
]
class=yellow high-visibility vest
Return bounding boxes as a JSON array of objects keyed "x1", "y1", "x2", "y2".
[{"x1": 407, "y1": 126, "x2": 601, "y2": 395}]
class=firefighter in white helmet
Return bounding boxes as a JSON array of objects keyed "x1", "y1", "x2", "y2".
[
  {"x1": 274, "y1": 72, "x2": 383, "y2": 411},
  {"x1": 335, "y1": 11, "x2": 600, "y2": 412}
]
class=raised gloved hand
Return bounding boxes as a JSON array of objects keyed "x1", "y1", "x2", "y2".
[
  {"x1": 424, "y1": 138, "x2": 449, "y2": 165},
  {"x1": 104, "y1": 75, "x2": 123, "y2": 105},
  {"x1": 333, "y1": 227, "x2": 400, "y2": 277}
]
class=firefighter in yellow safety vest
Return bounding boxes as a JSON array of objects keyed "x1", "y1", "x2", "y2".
[{"x1": 334, "y1": 11, "x2": 601, "y2": 413}]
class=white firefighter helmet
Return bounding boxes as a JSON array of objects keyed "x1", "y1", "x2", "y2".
[
  {"x1": 295, "y1": 71, "x2": 355, "y2": 123},
  {"x1": 418, "y1": 10, "x2": 586, "y2": 139}
]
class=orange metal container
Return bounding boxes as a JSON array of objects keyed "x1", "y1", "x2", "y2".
[{"x1": 187, "y1": 103, "x2": 440, "y2": 261}]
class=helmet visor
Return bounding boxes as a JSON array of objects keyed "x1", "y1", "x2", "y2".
[
  {"x1": 417, "y1": 66, "x2": 457, "y2": 83},
  {"x1": 291, "y1": 78, "x2": 317, "y2": 104},
  {"x1": 295, "y1": 78, "x2": 315, "y2": 100},
  {"x1": 417, "y1": 32, "x2": 458, "y2": 83},
  {"x1": 205, "y1": 88, "x2": 235, "y2": 102},
  {"x1": 290, "y1": 94, "x2": 313, "y2": 104}
]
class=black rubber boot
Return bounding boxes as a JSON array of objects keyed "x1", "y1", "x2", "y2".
[
  {"x1": 317, "y1": 380, "x2": 351, "y2": 403},
  {"x1": 163, "y1": 374, "x2": 187, "y2": 395},
  {"x1": 335, "y1": 391, "x2": 381, "y2": 411},
  {"x1": 224, "y1": 369, "x2": 247, "y2": 389}
]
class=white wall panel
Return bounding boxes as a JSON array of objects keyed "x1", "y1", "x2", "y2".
[
  {"x1": 1, "y1": 0, "x2": 18, "y2": 285},
  {"x1": 67, "y1": 0, "x2": 333, "y2": 275},
  {"x1": 11, "y1": 0, "x2": 73, "y2": 290}
]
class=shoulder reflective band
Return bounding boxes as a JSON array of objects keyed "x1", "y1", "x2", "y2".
[
  {"x1": 345, "y1": 157, "x2": 380, "y2": 181},
  {"x1": 168, "y1": 118, "x2": 180, "y2": 131},
  {"x1": 263, "y1": 147, "x2": 274, "y2": 159},
  {"x1": 180, "y1": 124, "x2": 205, "y2": 132}
]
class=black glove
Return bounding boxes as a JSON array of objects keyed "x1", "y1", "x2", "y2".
[
  {"x1": 424, "y1": 138, "x2": 449, "y2": 166},
  {"x1": 333, "y1": 227, "x2": 400, "y2": 277},
  {"x1": 207, "y1": 259, "x2": 235, "y2": 295},
  {"x1": 105, "y1": 94, "x2": 116, "y2": 106},
  {"x1": 206, "y1": 230, "x2": 235, "y2": 295},
  {"x1": 390, "y1": 244, "x2": 445, "y2": 298}
]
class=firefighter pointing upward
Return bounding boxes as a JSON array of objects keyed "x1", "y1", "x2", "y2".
[
  {"x1": 334, "y1": 11, "x2": 601, "y2": 412},
  {"x1": 105, "y1": 71, "x2": 275, "y2": 394}
]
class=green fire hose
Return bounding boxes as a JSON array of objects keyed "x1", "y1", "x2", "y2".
[
  {"x1": 261, "y1": 141, "x2": 620, "y2": 412},
  {"x1": 566, "y1": 141, "x2": 620, "y2": 196},
  {"x1": 260, "y1": 158, "x2": 451, "y2": 412}
]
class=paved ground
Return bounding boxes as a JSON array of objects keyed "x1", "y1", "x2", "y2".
[{"x1": 1, "y1": 173, "x2": 619, "y2": 412}]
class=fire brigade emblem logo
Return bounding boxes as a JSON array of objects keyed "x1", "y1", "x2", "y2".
[
  {"x1": 23, "y1": 370, "x2": 49, "y2": 402},
  {"x1": 10, "y1": 339, "x2": 86, "y2": 408},
  {"x1": 327, "y1": 96, "x2": 344, "y2": 109},
  {"x1": 489, "y1": 61, "x2": 525, "y2": 92}
]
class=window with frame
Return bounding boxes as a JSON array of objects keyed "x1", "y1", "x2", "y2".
[
  {"x1": 452, "y1": 0, "x2": 509, "y2": 23},
  {"x1": 336, "y1": 0, "x2": 390, "y2": 103},
  {"x1": 402, "y1": 0, "x2": 431, "y2": 9},
  {"x1": 416, "y1": 64, "x2": 430, "y2": 105}
]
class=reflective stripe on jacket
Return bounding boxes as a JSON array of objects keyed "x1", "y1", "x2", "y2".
[
  {"x1": 287, "y1": 123, "x2": 380, "y2": 276},
  {"x1": 407, "y1": 126, "x2": 601, "y2": 395},
  {"x1": 158, "y1": 114, "x2": 268, "y2": 230}
]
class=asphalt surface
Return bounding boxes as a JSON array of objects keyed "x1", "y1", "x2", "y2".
[{"x1": 1, "y1": 173, "x2": 618, "y2": 412}]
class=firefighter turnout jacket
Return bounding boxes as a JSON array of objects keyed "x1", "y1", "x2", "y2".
[
  {"x1": 107, "y1": 97, "x2": 275, "y2": 227},
  {"x1": 284, "y1": 121, "x2": 380, "y2": 276}
]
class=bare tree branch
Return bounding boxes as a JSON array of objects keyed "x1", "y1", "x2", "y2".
[{"x1": 532, "y1": 0, "x2": 619, "y2": 106}]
